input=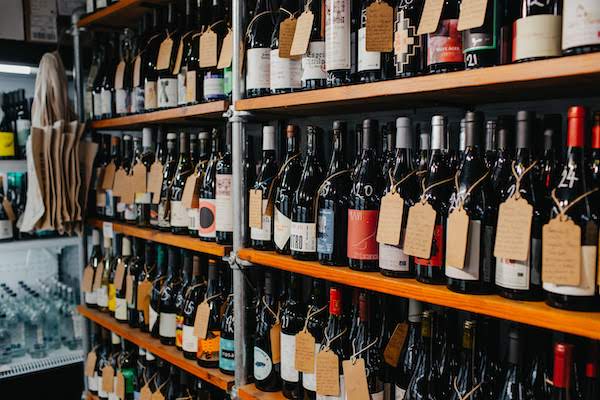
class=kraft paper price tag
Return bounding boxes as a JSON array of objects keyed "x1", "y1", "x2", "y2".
[
  {"x1": 82, "y1": 266, "x2": 94, "y2": 293},
  {"x1": 342, "y1": 358, "x2": 370, "y2": 400},
  {"x1": 112, "y1": 168, "x2": 128, "y2": 197},
  {"x1": 457, "y1": 0, "x2": 489, "y2": 31},
  {"x1": 114, "y1": 60, "x2": 126, "y2": 90},
  {"x1": 101, "y1": 162, "x2": 117, "y2": 190},
  {"x1": 172, "y1": 37, "x2": 185, "y2": 75},
  {"x1": 147, "y1": 162, "x2": 164, "y2": 204},
  {"x1": 217, "y1": 29, "x2": 233, "y2": 69},
  {"x1": 417, "y1": 0, "x2": 445, "y2": 35},
  {"x1": 403, "y1": 202, "x2": 437, "y2": 259},
  {"x1": 93, "y1": 261, "x2": 104, "y2": 290},
  {"x1": 101, "y1": 365, "x2": 115, "y2": 393},
  {"x1": 384, "y1": 323, "x2": 409, "y2": 367},
  {"x1": 316, "y1": 349, "x2": 340, "y2": 396},
  {"x1": 494, "y1": 196, "x2": 533, "y2": 262},
  {"x1": 290, "y1": 11, "x2": 314, "y2": 56},
  {"x1": 133, "y1": 55, "x2": 142, "y2": 88},
  {"x1": 84, "y1": 351, "x2": 96, "y2": 377},
  {"x1": 121, "y1": 174, "x2": 136, "y2": 205},
  {"x1": 132, "y1": 163, "x2": 148, "y2": 195},
  {"x1": 366, "y1": 1, "x2": 394, "y2": 52},
  {"x1": 193, "y1": 301, "x2": 210, "y2": 340},
  {"x1": 186, "y1": 70, "x2": 197, "y2": 103},
  {"x1": 249, "y1": 189, "x2": 264, "y2": 229},
  {"x1": 151, "y1": 391, "x2": 165, "y2": 400},
  {"x1": 376, "y1": 192, "x2": 404, "y2": 245},
  {"x1": 114, "y1": 261, "x2": 126, "y2": 291},
  {"x1": 200, "y1": 29, "x2": 218, "y2": 68},
  {"x1": 156, "y1": 36, "x2": 174, "y2": 71},
  {"x1": 445, "y1": 207, "x2": 470, "y2": 269},
  {"x1": 181, "y1": 173, "x2": 200, "y2": 209},
  {"x1": 140, "y1": 385, "x2": 152, "y2": 400},
  {"x1": 295, "y1": 331, "x2": 316, "y2": 373},
  {"x1": 103, "y1": 222, "x2": 113, "y2": 238},
  {"x1": 136, "y1": 279, "x2": 152, "y2": 320},
  {"x1": 279, "y1": 17, "x2": 297, "y2": 58},
  {"x1": 2, "y1": 198, "x2": 15, "y2": 221},
  {"x1": 542, "y1": 217, "x2": 582, "y2": 286},
  {"x1": 125, "y1": 273, "x2": 134, "y2": 305},
  {"x1": 270, "y1": 322, "x2": 281, "y2": 364},
  {"x1": 116, "y1": 371, "x2": 126, "y2": 400}
]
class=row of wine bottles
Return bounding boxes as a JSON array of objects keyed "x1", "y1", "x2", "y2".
[
  {"x1": 82, "y1": 231, "x2": 235, "y2": 374},
  {"x1": 0, "y1": 172, "x2": 28, "y2": 241},
  {"x1": 244, "y1": 0, "x2": 600, "y2": 95},
  {"x1": 92, "y1": 123, "x2": 233, "y2": 245},
  {"x1": 87, "y1": 324, "x2": 227, "y2": 400},
  {"x1": 249, "y1": 106, "x2": 600, "y2": 311},
  {"x1": 0, "y1": 89, "x2": 31, "y2": 160},
  {"x1": 252, "y1": 270, "x2": 596, "y2": 400}
]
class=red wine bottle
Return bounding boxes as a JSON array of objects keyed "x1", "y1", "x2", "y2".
[
  {"x1": 159, "y1": 247, "x2": 181, "y2": 345},
  {"x1": 291, "y1": 126, "x2": 324, "y2": 261},
  {"x1": 394, "y1": 299, "x2": 422, "y2": 398},
  {"x1": 301, "y1": 0, "x2": 327, "y2": 90},
  {"x1": 589, "y1": 112, "x2": 600, "y2": 221},
  {"x1": 449, "y1": 319, "x2": 478, "y2": 400},
  {"x1": 170, "y1": 133, "x2": 194, "y2": 235},
  {"x1": 583, "y1": 341, "x2": 599, "y2": 400},
  {"x1": 322, "y1": 286, "x2": 348, "y2": 400},
  {"x1": 348, "y1": 119, "x2": 384, "y2": 271},
  {"x1": 551, "y1": 342, "x2": 574, "y2": 400},
  {"x1": 280, "y1": 272, "x2": 305, "y2": 399},
  {"x1": 462, "y1": 0, "x2": 502, "y2": 69},
  {"x1": 301, "y1": 279, "x2": 327, "y2": 398},
  {"x1": 427, "y1": 0, "x2": 463, "y2": 73},
  {"x1": 497, "y1": 325, "x2": 533, "y2": 400},
  {"x1": 405, "y1": 309, "x2": 434, "y2": 399},
  {"x1": 544, "y1": 106, "x2": 599, "y2": 311},
  {"x1": 484, "y1": 120, "x2": 497, "y2": 169},
  {"x1": 246, "y1": 0, "x2": 274, "y2": 98}
]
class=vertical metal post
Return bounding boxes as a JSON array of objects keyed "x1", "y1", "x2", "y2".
[{"x1": 71, "y1": 12, "x2": 85, "y2": 123}]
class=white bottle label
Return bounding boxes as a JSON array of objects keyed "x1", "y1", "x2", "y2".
[
  {"x1": 188, "y1": 208, "x2": 200, "y2": 232},
  {"x1": 270, "y1": 49, "x2": 302, "y2": 90},
  {"x1": 251, "y1": 199, "x2": 272, "y2": 241},
  {"x1": 302, "y1": 343, "x2": 321, "y2": 391},
  {"x1": 371, "y1": 391, "x2": 384, "y2": 400},
  {"x1": 115, "y1": 298, "x2": 127, "y2": 320},
  {"x1": 115, "y1": 89, "x2": 130, "y2": 114},
  {"x1": 302, "y1": 41, "x2": 327, "y2": 82},
  {"x1": 445, "y1": 220, "x2": 481, "y2": 281},
  {"x1": 274, "y1": 207, "x2": 292, "y2": 250},
  {"x1": 85, "y1": 290, "x2": 97, "y2": 305},
  {"x1": 513, "y1": 15, "x2": 562, "y2": 61},
  {"x1": 280, "y1": 332, "x2": 299, "y2": 382},
  {"x1": 149, "y1": 305, "x2": 159, "y2": 332},
  {"x1": 0, "y1": 220, "x2": 13, "y2": 240},
  {"x1": 246, "y1": 48, "x2": 271, "y2": 90},
  {"x1": 116, "y1": 202, "x2": 126, "y2": 213},
  {"x1": 204, "y1": 75, "x2": 225, "y2": 97},
  {"x1": 395, "y1": 385, "x2": 406, "y2": 400},
  {"x1": 170, "y1": 200, "x2": 190, "y2": 228},
  {"x1": 158, "y1": 77, "x2": 178, "y2": 108},
  {"x1": 96, "y1": 0, "x2": 107, "y2": 7},
  {"x1": 216, "y1": 174, "x2": 233, "y2": 233},
  {"x1": 88, "y1": 375, "x2": 98, "y2": 391},
  {"x1": 97, "y1": 374, "x2": 107, "y2": 398},
  {"x1": 96, "y1": 287, "x2": 109, "y2": 307},
  {"x1": 182, "y1": 324, "x2": 198, "y2": 353},
  {"x1": 379, "y1": 244, "x2": 410, "y2": 272},
  {"x1": 254, "y1": 346, "x2": 273, "y2": 381},
  {"x1": 290, "y1": 221, "x2": 317, "y2": 253},
  {"x1": 93, "y1": 92, "x2": 103, "y2": 117},
  {"x1": 124, "y1": 203, "x2": 137, "y2": 221},
  {"x1": 101, "y1": 89, "x2": 112, "y2": 115},
  {"x1": 495, "y1": 238, "x2": 541, "y2": 291},
  {"x1": 326, "y1": 0, "x2": 351, "y2": 71},
  {"x1": 86, "y1": 0, "x2": 94, "y2": 13},
  {"x1": 358, "y1": 27, "x2": 381, "y2": 72},
  {"x1": 562, "y1": 0, "x2": 600, "y2": 50},
  {"x1": 159, "y1": 312, "x2": 176, "y2": 338},
  {"x1": 544, "y1": 245, "x2": 597, "y2": 296},
  {"x1": 178, "y1": 68, "x2": 188, "y2": 106}
]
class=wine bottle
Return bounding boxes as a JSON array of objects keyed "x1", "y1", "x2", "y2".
[
  {"x1": 299, "y1": 279, "x2": 326, "y2": 399},
  {"x1": 150, "y1": 128, "x2": 166, "y2": 228},
  {"x1": 178, "y1": 0, "x2": 197, "y2": 107},
  {"x1": 109, "y1": 235, "x2": 121, "y2": 316},
  {"x1": 496, "y1": 325, "x2": 532, "y2": 399},
  {"x1": 118, "y1": 339, "x2": 137, "y2": 400},
  {"x1": 274, "y1": 125, "x2": 302, "y2": 255},
  {"x1": 414, "y1": 116, "x2": 453, "y2": 285},
  {"x1": 462, "y1": 0, "x2": 502, "y2": 69},
  {"x1": 157, "y1": 133, "x2": 178, "y2": 231},
  {"x1": 115, "y1": 29, "x2": 134, "y2": 116},
  {"x1": 551, "y1": 342, "x2": 574, "y2": 400},
  {"x1": 246, "y1": 0, "x2": 274, "y2": 97},
  {"x1": 416, "y1": 130, "x2": 430, "y2": 172},
  {"x1": 449, "y1": 319, "x2": 479, "y2": 400},
  {"x1": 405, "y1": 310, "x2": 434, "y2": 399},
  {"x1": 189, "y1": 129, "x2": 211, "y2": 237},
  {"x1": 135, "y1": 128, "x2": 155, "y2": 227},
  {"x1": 393, "y1": 0, "x2": 426, "y2": 78},
  {"x1": 85, "y1": 230, "x2": 103, "y2": 308},
  {"x1": 394, "y1": 299, "x2": 422, "y2": 398},
  {"x1": 115, "y1": 135, "x2": 132, "y2": 221},
  {"x1": 484, "y1": 120, "x2": 497, "y2": 170},
  {"x1": 159, "y1": 247, "x2": 181, "y2": 345},
  {"x1": 281, "y1": 272, "x2": 305, "y2": 399},
  {"x1": 115, "y1": 237, "x2": 131, "y2": 323},
  {"x1": 182, "y1": 254, "x2": 207, "y2": 359},
  {"x1": 203, "y1": 0, "x2": 228, "y2": 102},
  {"x1": 105, "y1": 136, "x2": 121, "y2": 219},
  {"x1": 544, "y1": 106, "x2": 599, "y2": 311},
  {"x1": 245, "y1": 135, "x2": 257, "y2": 247},
  {"x1": 583, "y1": 341, "x2": 599, "y2": 400},
  {"x1": 320, "y1": 286, "x2": 348, "y2": 400},
  {"x1": 357, "y1": 0, "x2": 392, "y2": 83},
  {"x1": 150, "y1": 245, "x2": 167, "y2": 338},
  {"x1": 219, "y1": 277, "x2": 235, "y2": 375},
  {"x1": 198, "y1": 129, "x2": 220, "y2": 242},
  {"x1": 216, "y1": 123, "x2": 233, "y2": 245},
  {"x1": 379, "y1": 117, "x2": 418, "y2": 278},
  {"x1": 143, "y1": 9, "x2": 165, "y2": 112},
  {"x1": 254, "y1": 270, "x2": 281, "y2": 391},
  {"x1": 131, "y1": 15, "x2": 150, "y2": 114},
  {"x1": 513, "y1": 0, "x2": 562, "y2": 62},
  {"x1": 137, "y1": 242, "x2": 155, "y2": 332},
  {"x1": 124, "y1": 136, "x2": 140, "y2": 223},
  {"x1": 184, "y1": 0, "x2": 209, "y2": 105},
  {"x1": 175, "y1": 251, "x2": 193, "y2": 351},
  {"x1": 490, "y1": 115, "x2": 514, "y2": 194},
  {"x1": 527, "y1": 327, "x2": 552, "y2": 399},
  {"x1": 101, "y1": 33, "x2": 117, "y2": 119},
  {"x1": 251, "y1": 126, "x2": 278, "y2": 250},
  {"x1": 270, "y1": 0, "x2": 302, "y2": 94},
  {"x1": 197, "y1": 259, "x2": 223, "y2": 368},
  {"x1": 157, "y1": 4, "x2": 181, "y2": 109},
  {"x1": 348, "y1": 119, "x2": 384, "y2": 271},
  {"x1": 495, "y1": 111, "x2": 544, "y2": 301},
  {"x1": 380, "y1": 121, "x2": 396, "y2": 178},
  {"x1": 95, "y1": 328, "x2": 111, "y2": 400},
  {"x1": 301, "y1": 0, "x2": 327, "y2": 90},
  {"x1": 540, "y1": 114, "x2": 562, "y2": 213},
  {"x1": 326, "y1": 0, "x2": 353, "y2": 86},
  {"x1": 96, "y1": 237, "x2": 112, "y2": 313},
  {"x1": 290, "y1": 126, "x2": 324, "y2": 261},
  {"x1": 127, "y1": 238, "x2": 143, "y2": 329},
  {"x1": 431, "y1": 310, "x2": 460, "y2": 399},
  {"x1": 589, "y1": 112, "x2": 600, "y2": 221},
  {"x1": 446, "y1": 111, "x2": 495, "y2": 295},
  {"x1": 87, "y1": 325, "x2": 100, "y2": 395},
  {"x1": 427, "y1": 0, "x2": 463, "y2": 73},
  {"x1": 562, "y1": 1, "x2": 600, "y2": 55},
  {"x1": 94, "y1": 135, "x2": 111, "y2": 217},
  {"x1": 170, "y1": 133, "x2": 194, "y2": 234}
]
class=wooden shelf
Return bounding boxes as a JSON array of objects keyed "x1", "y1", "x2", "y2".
[
  {"x1": 78, "y1": 306, "x2": 234, "y2": 391},
  {"x1": 90, "y1": 101, "x2": 229, "y2": 130},
  {"x1": 86, "y1": 392, "x2": 98, "y2": 400},
  {"x1": 238, "y1": 249, "x2": 600, "y2": 340},
  {"x1": 236, "y1": 53, "x2": 600, "y2": 116},
  {"x1": 238, "y1": 384, "x2": 286, "y2": 400},
  {"x1": 88, "y1": 218, "x2": 230, "y2": 257},
  {"x1": 78, "y1": 0, "x2": 170, "y2": 28}
]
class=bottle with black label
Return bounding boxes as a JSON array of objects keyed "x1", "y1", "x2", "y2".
[
  {"x1": 157, "y1": 4, "x2": 181, "y2": 109},
  {"x1": 427, "y1": 0, "x2": 463, "y2": 73},
  {"x1": 246, "y1": 0, "x2": 274, "y2": 97},
  {"x1": 562, "y1": 1, "x2": 600, "y2": 55},
  {"x1": 159, "y1": 247, "x2": 181, "y2": 345},
  {"x1": 513, "y1": 0, "x2": 562, "y2": 62},
  {"x1": 301, "y1": 0, "x2": 327, "y2": 90},
  {"x1": 216, "y1": 123, "x2": 233, "y2": 245},
  {"x1": 462, "y1": 0, "x2": 502, "y2": 69},
  {"x1": 170, "y1": 133, "x2": 194, "y2": 235},
  {"x1": 393, "y1": 0, "x2": 426, "y2": 78}
]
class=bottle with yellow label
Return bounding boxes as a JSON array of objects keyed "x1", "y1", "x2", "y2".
[
  {"x1": 0, "y1": 93, "x2": 15, "y2": 159},
  {"x1": 197, "y1": 259, "x2": 223, "y2": 368},
  {"x1": 108, "y1": 234, "x2": 122, "y2": 316}
]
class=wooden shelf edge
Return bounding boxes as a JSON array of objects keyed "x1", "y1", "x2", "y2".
[
  {"x1": 86, "y1": 392, "x2": 99, "y2": 400},
  {"x1": 238, "y1": 249, "x2": 600, "y2": 340},
  {"x1": 87, "y1": 218, "x2": 231, "y2": 257},
  {"x1": 238, "y1": 384, "x2": 286, "y2": 400},
  {"x1": 78, "y1": 306, "x2": 234, "y2": 391},
  {"x1": 90, "y1": 101, "x2": 229, "y2": 129}
]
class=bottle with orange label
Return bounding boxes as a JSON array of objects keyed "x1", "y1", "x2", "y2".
[{"x1": 197, "y1": 259, "x2": 223, "y2": 368}]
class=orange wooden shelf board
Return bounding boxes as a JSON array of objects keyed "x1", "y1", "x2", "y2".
[
  {"x1": 78, "y1": 306, "x2": 234, "y2": 391},
  {"x1": 237, "y1": 249, "x2": 600, "y2": 340},
  {"x1": 78, "y1": 0, "x2": 170, "y2": 28},
  {"x1": 238, "y1": 384, "x2": 286, "y2": 400}
]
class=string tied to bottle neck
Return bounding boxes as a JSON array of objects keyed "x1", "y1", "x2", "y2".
[
  {"x1": 302, "y1": 304, "x2": 328, "y2": 332},
  {"x1": 419, "y1": 175, "x2": 454, "y2": 204},
  {"x1": 453, "y1": 377, "x2": 482, "y2": 400},
  {"x1": 195, "y1": 159, "x2": 210, "y2": 175},
  {"x1": 550, "y1": 187, "x2": 599, "y2": 222},
  {"x1": 154, "y1": 377, "x2": 170, "y2": 395},
  {"x1": 388, "y1": 169, "x2": 417, "y2": 195},
  {"x1": 350, "y1": 338, "x2": 379, "y2": 364},
  {"x1": 184, "y1": 281, "x2": 206, "y2": 298},
  {"x1": 510, "y1": 160, "x2": 537, "y2": 199},
  {"x1": 322, "y1": 327, "x2": 347, "y2": 352},
  {"x1": 258, "y1": 152, "x2": 303, "y2": 213},
  {"x1": 452, "y1": 169, "x2": 490, "y2": 211},
  {"x1": 143, "y1": 372, "x2": 158, "y2": 388},
  {"x1": 175, "y1": 390, "x2": 194, "y2": 400},
  {"x1": 262, "y1": 296, "x2": 280, "y2": 324},
  {"x1": 313, "y1": 168, "x2": 353, "y2": 221},
  {"x1": 244, "y1": 11, "x2": 273, "y2": 39},
  {"x1": 204, "y1": 292, "x2": 222, "y2": 304},
  {"x1": 303, "y1": 0, "x2": 313, "y2": 12}
]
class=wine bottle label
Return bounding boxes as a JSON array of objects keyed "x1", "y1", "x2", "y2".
[
  {"x1": 290, "y1": 221, "x2": 317, "y2": 253},
  {"x1": 86, "y1": 0, "x2": 94, "y2": 13},
  {"x1": 216, "y1": 174, "x2": 233, "y2": 233},
  {"x1": 108, "y1": 284, "x2": 116, "y2": 312},
  {"x1": 177, "y1": 67, "x2": 188, "y2": 106},
  {"x1": 445, "y1": 220, "x2": 481, "y2": 281},
  {"x1": 97, "y1": 374, "x2": 107, "y2": 398},
  {"x1": 159, "y1": 312, "x2": 176, "y2": 338},
  {"x1": 134, "y1": 192, "x2": 151, "y2": 204},
  {"x1": 280, "y1": 332, "x2": 299, "y2": 382},
  {"x1": 176, "y1": 315, "x2": 184, "y2": 347},
  {"x1": 101, "y1": 89, "x2": 112, "y2": 115},
  {"x1": 347, "y1": 209, "x2": 379, "y2": 261},
  {"x1": 115, "y1": 89, "x2": 130, "y2": 114},
  {"x1": 188, "y1": 207, "x2": 200, "y2": 232},
  {"x1": 131, "y1": 87, "x2": 144, "y2": 114},
  {"x1": 302, "y1": 41, "x2": 327, "y2": 83},
  {"x1": 157, "y1": 77, "x2": 178, "y2": 108},
  {"x1": 105, "y1": 190, "x2": 115, "y2": 217},
  {"x1": 96, "y1": 0, "x2": 107, "y2": 7},
  {"x1": 379, "y1": 244, "x2": 410, "y2": 272},
  {"x1": 219, "y1": 337, "x2": 235, "y2": 372},
  {"x1": 198, "y1": 331, "x2": 221, "y2": 361},
  {"x1": 115, "y1": 298, "x2": 128, "y2": 320},
  {"x1": 224, "y1": 66, "x2": 232, "y2": 96},
  {"x1": 182, "y1": 324, "x2": 199, "y2": 353},
  {"x1": 73, "y1": 315, "x2": 84, "y2": 340},
  {"x1": 495, "y1": 238, "x2": 541, "y2": 290},
  {"x1": 371, "y1": 391, "x2": 384, "y2": 400},
  {"x1": 124, "y1": 204, "x2": 137, "y2": 221},
  {"x1": 198, "y1": 198, "x2": 217, "y2": 238},
  {"x1": 543, "y1": 245, "x2": 597, "y2": 296},
  {"x1": 16, "y1": 119, "x2": 31, "y2": 148},
  {"x1": 562, "y1": 0, "x2": 600, "y2": 50},
  {"x1": 186, "y1": 70, "x2": 197, "y2": 103},
  {"x1": 85, "y1": 290, "x2": 97, "y2": 305},
  {"x1": 88, "y1": 375, "x2": 98, "y2": 391},
  {"x1": 326, "y1": 0, "x2": 352, "y2": 71},
  {"x1": 254, "y1": 346, "x2": 273, "y2": 381},
  {"x1": 149, "y1": 305, "x2": 159, "y2": 332},
  {"x1": 157, "y1": 201, "x2": 171, "y2": 229},
  {"x1": 96, "y1": 286, "x2": 109, "y2": 307},
  {"x1": 144, "y1": 81, "x2": 157, "y2": 110},
  {"x1": 116, "y1": 201, "x2": 125, "y2": 213},
  {"x1": 316, "y1": 375, "x2": 345, "y2": 400},
  {"x1": 358, "y1": 27, "x2": 381, "y2": 72},
  {"x1": 317, "y1": 208, "x2": 335, "y2": 255},
  {"x1": 274, "y1": 207, "x2": 292, "y2": 250},
  {"x1": 93, "y1": 92, "x2": 103, "y2": 117},
  {"x1": 513, "y1": 15, "x2": 562, "y2": 61},
  {"x1": 247, "y1": 48, "x2": 271, "y2": 90},
  {"x1": 170, "y1": 200, "x2": 190, "y2": 228},
  {"x1": 414, "y1": 224, "x2": 444, "y2": 267},
  {"x1": 0, "y1": 220, "x2": 13, "y2": 240},
  {"x1": 427, "y1": 19, "x2": 463, "y2": 66},
  {"x1": 393, "y1": 9, "x2": 422, "y2": 75},
  {"x1": 203, "y1": 73, "x2": 225, "y2": 99},
  {"x1": 302, "y1": 343, "x2": 321, "y2": 391},
  {"x1": 251, "y1": 199, "x2": 272, "y2": 241},
  {"x1": 270, "y1": 50, "x2": 302, "y2": 90}
]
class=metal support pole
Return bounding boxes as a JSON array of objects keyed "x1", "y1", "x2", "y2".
[{"x1": 71, "y1": 12, "x2": 85, "y2": 123}]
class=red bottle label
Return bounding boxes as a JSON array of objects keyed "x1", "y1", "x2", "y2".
[
  {"x1": 347, "y1": 209, "x2": 379, "y2": 260},
  {"x1": 428, "y1": 19, "x2": 463, "y2": 65},
  {"x1": 414, "y1": 224, "x2": 444, "y2": 267}
]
